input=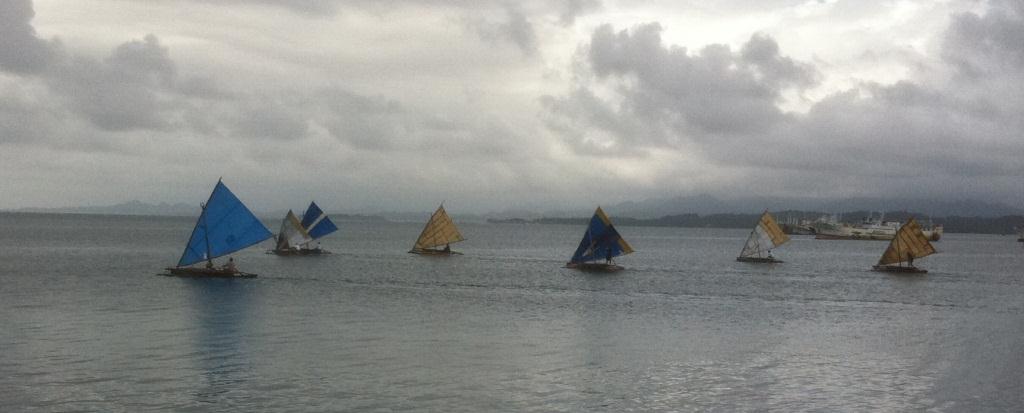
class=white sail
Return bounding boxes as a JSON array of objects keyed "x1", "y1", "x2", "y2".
[{"x1": 276, "y1": 210, "x2": 312, "y2": 250}]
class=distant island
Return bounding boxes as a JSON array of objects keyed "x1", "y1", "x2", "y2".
[{"x1": 7, "y1": 195, "x2": 1023, "y2": 235}]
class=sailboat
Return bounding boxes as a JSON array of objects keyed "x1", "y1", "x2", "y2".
[
  {"x1": 270, "y1": 210, "x2": 313, "y2": 255},
  {"x1": 164, "y1": 179, "x2": 273, "y2": 278},
  {"x1": 270, "y1": 201, "x2": 338, "y2": 255},
  {"x1": 409, "y1": 203, "x2": 465, "y2": 255},
  {"x1": 871, "y1": 217, "x2": 937, "y2": 274},
  {"x1": 736, "y1": 210, "x2": 790, "y2": 263},
  {"x1": 565, "y1": 207, "x2": 634, "y2": 271}
]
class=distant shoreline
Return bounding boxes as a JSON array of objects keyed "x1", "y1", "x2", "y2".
[{"x1": 4, "y1": 210, "x2": 1022, "y2": 235}]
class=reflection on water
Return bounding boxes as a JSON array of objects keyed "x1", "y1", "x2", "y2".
[
  {"x1": 182, "y1": 278, "x2": 256, "y2": 404},
  {"x1": 1, "y1": 214, "x2": 1024, "y2": 411}
]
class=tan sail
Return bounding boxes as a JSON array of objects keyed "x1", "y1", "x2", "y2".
[
  {"x1": 276, "y1": 210, "x2": 312, "y2": 250},
  {"x1": 877, "y1": 217, "x2": 936, "y2": 265},
  {"x1": 411, "y1": 204, "x2": 465, "y2": 251},
  {"x1": 739, "y1": 211, "x2": 790, "y2": 258}
]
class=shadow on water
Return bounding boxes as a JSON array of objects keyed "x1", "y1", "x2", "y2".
[{"x1": 180, "y1": 278, "x2": 256, "y2": 405}]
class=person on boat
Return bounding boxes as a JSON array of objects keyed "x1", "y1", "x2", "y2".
[
  {"x1": 443, "y1": 244, "x2": 451, "y2": 253},
  {"x1": 205, "y1": 260, "x2": 214, "y2": 270},
  {"x1": 605, "y1": 248, "x2": 614, "y2": 265},
  {"x1": 224, "y1": 257, "x2": 237, "y2": 272},
  {"x1": 907, "y1": 252, "x2": 914, "y2": 267}
]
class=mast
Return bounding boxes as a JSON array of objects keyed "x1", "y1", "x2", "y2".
[{"x1": 202, "y1": 202, "x2": 212, "y2": 267}]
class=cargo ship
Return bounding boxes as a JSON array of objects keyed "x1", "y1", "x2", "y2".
[{"x1": 814, "y1": 215, "x2": 942, "y2": 241}]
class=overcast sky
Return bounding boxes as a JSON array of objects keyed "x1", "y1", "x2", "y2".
[{"x1": 1, "y1": 0, "x2": 1021, "y2": 213}]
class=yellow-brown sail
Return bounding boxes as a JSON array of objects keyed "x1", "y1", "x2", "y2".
[
  {"x1": 877, "y1": 217, "x2": 936, "y2": 265},
  {"x1": 739, "y1": 211, "x2": 790, "y2": 258},
  {"x1": 759, "y1": 211, "x2": 789, "y2": 247},
  {"x1": 412, "y1": 204, "x2": 465, "y2": 251}
]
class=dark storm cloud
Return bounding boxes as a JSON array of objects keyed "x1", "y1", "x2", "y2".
[
  {"x1": 0, "y1": 3, "x2": 228, "y2": 136},
  {"x1": 943, "y1": 0, "x2": 1024, "y2": 80},
  {"x1": 48, "y1": 35, "x2": 179, "y2": 131},
  {"x1": 0, "y1": 0, "x2": 59, "y2": 74}
]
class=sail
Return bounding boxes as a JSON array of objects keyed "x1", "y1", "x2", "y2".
[
  {"x1": 569, "y1": 207, "x2": 635, "y2": 264},
  {"x1": 877, "y1": 217, "x2": 937, "y2": 265},
  {"x1": 412, "y1": 204, "x2": 465, "y2": 250},
  {"x1": 178, "y1": 180, "x2": 274, "y2": 267},
  {"x1": 739, "y1": 211, "x2": 790, "y2": 258},
  {"x1": 276, "y1": 210, "x2": 312, "y2": 250},
  {"x1": 300, "y1": 201, "x2": 338, "y2": 241}
]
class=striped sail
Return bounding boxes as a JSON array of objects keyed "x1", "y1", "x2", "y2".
[
  {"x1": 412, "y1": 204, "x2": 464, "y2": 251},
  {"x1": 877, "y1": 217, "x2": 936, "y2": 265},
  {"x1": 739, "y1": 211, "x2": 790, "y2": 258},
  {"x1": 276, "y1": 209, "x2": 312, "y2": 250},
  {"x1": 300, "y1": 201, "x2": 338, "y2": 242},
  {"x1": 569, "y1": 207, "x2": 634, "y2": 264}
]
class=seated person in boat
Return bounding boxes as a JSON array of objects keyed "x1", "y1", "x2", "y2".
[
  {"x1": 443, "y1": 244, "x2": 450, "y2": 253},
  {"x1": 223, "y1": 257, "x2": 237, "y2": 272}
]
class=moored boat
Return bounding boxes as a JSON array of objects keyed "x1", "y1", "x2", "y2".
[
  {"x1": 163, "y1": 179, "x2": 273, "y2": 278},
  {"x1": 565, "y1": 207, "x2": 634, "y2": 271},
  {"x1": 815, "y1": 215, "x2": 942, "y2": 241}
]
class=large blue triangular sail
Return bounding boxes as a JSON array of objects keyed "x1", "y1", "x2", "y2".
[
  {"x1": 300, "y1": 201, "x2": 338, "y2": 242},
  {"x1": 569, "y1": 207, "x2": 635, "y2": 264},
  {"x1": 177, "y1": 180, "x2": 274, "y2": 267}
]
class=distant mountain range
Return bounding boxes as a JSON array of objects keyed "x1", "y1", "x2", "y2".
[
  {"x1": 603, "y1": 195, "x2": 1023, "y2": 219},
  {"x1": 13, "y1": 200, "x2": 198, "y2": 216},
  {"x1": 7, "y1": 195, "x2": 1022, "y2": 219}
]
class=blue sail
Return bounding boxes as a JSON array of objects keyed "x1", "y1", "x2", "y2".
[
  {"x1": 177, "y1": 180, "x2": 273, "y2": 267},
  {"x1": 569, "y1": 207, "x2": 635, "y2": 264},
  {"x1": 300, "y1": 201, "x2": 338, "y2": 241}
]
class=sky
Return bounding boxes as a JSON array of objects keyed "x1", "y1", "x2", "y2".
[{"x1": 0, "y1": 0, "x2": 1021, "y2": 213}]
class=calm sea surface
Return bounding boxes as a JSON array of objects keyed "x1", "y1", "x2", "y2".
[{"x1": 1, "y1": 212, "x2": 1023, "y2": 411}]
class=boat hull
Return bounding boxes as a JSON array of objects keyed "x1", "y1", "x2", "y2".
[
  {"x1": 409, "y1": 249, "x2": 463, "y2": 256},
  {"x1": 736, "y1": 256, "x2": 783, "y2": 263},
  {"x1": 565, "y1": 262, "x2": 625, "y2": 272},
  {"x1": 871, "y1": 265, "x2": 927, "y2": 274},
  {"x1": 816, "y1": 227, "x2": 942, "y2": 241},
  {"x1": 268, "y1": 248, "x2": 331, "y2": 256},
  {"x1": 162, "y1": 267, "x2": 257, "y2": 278}
]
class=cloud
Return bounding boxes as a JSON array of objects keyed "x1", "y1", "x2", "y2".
[
  {"x1": 0, "y1": 0, "x2": 60, "y2": 74},
  {"x1": 548, "y1": 23, "x2": 818, "y2": 154},
  {"x1": 558, "y1": 0, "x2": 601, "y2": 26},
  {"x1": 542, "y1": 11, "x2": 1024, "y2": 202},
  {"x1": 467, "y1": 4, "x2": 539, "y2": 56}
]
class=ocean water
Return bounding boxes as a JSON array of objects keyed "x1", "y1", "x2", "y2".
[{"x1": 1, "y1": 212, "x2": 1022, "y2": 412}]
